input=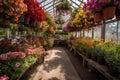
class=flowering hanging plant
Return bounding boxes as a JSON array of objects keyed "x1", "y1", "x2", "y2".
[
  {"x1": 45, "y1": 12, "x2": 57, "y2": 31},
  {"x1": 24, "y1": 0, "x2": 45, "y2": 22},
  {"x1": 99, "y1": 0, "x2": 119, "y2": 8},
  {"x1": 69, "y1": 8, "x2": 95, "y2": 29},
  {"x1": 0, "y1": 0, "x2": 27, "y2": 23},
  {"x1": 83, "y1": 0, "x2": 102, "y2": 13},
  {"x1": 83, "y1": 0, "x2": 120, "y2": 13},
  {"x1": 56, "y1": 0, "x2": 72, "y2": 15}
]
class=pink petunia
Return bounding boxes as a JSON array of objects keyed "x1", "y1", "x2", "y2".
[
  {"x1": 0, "y1": 54, "x2": 8, "y2": 60},
  {"x1": 15, "y1": 62, "x2": 21, "y2": 68},
  {"x1": 0, "y1": 75, "x2": 9, "y2": 80}
]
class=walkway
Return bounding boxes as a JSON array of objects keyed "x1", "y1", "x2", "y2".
[{"x1": 33, "y1": 47, "x2": 81, "y2": 80}]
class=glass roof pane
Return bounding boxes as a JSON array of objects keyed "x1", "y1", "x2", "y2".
[
  {"x1": 44, "y1": 2, "x2": 53, "y2": 9},
  {"x1": 38, "y1": 0, "x2": 84, "y2": 16}
]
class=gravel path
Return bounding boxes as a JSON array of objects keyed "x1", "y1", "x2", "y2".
[{"x1": 33, "y1": 47, "x2": 81, "y2": 80}]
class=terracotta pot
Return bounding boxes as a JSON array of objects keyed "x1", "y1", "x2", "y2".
[
  {"x1": 97, "y1": 56, "x2": 105, "y2": 65},
  {"x1": 94, "y1": 12, "x2": 102, "y2": 22},
  {"x1": 102, "y1": 6, "x2": 116, "y2": 20},
  {"x1": 116, "y1": 8, "x2": 120, "y2": 19}
]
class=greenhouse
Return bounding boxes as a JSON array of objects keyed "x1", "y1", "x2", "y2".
[{"x1": 0, "y1": 0, "x2": 120, "y2": 80}]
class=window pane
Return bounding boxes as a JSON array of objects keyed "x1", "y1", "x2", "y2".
[
  {"x1": 93, "y1": 25, "x2": 102, "y2": 40},
  {"x1": 84, "y1": 29, "x2": 92, "y2": 38},
  {"x1": 105, "y1": 22, "x2": 117, "y2": 41}
]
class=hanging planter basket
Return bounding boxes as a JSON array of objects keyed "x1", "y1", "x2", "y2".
[
  {"x1": 115, "y1": 8, "x2": 120, "y2": 19},
  {"x1": 102, "y1": 6, "x2": 116, "y2": 20},
  {"x1": 94, "y1": 12, "x2": 102, "y2": 22}
]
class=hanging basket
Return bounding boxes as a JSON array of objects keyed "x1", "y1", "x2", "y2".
[
  {"x1": 102, "y1": 6, "x2": 116, "y2": 20},
  {"x1": 115, "y1": 8, "x2": 120, "y2": 19},
  {"x1": 94, "y1": 12, "x2": 102, "y2": 22}
]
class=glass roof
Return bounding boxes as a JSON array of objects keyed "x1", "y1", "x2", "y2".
[{"x1": 37, "y1": 0, "x2": 86, "y2": 17}]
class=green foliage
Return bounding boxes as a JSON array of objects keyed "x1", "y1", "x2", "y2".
[
  {"x1": 104, "y1": 43, "x2": 120, "y2": 73},
  {"x1": 0, "y1": 54, "x2": 38, "y2": 80},
  {"x1": 47, "y1": 39, "x2": 54, "y2": 48}
]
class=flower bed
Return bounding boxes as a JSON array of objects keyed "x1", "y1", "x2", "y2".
[{"x1": 0, "y1": 37, "x2": 46, "y2": 80}]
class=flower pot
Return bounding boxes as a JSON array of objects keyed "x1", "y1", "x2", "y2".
[
  {"x1": 102, "y1": 6, "x2": 116, "y2": 20},
  {"x1": 94, "y1": 12, "x2": 102, "y2": 22},
  {"x1": 116, "y1": 8, "x2": 120, "y2": 19},
  {"x1": 97, "y1": 56, "x2": 105, "y2": 65}
]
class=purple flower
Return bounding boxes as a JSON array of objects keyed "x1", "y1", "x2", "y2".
[{"x1": 83, "y1": 0, "x2": 102, "y2": 12}]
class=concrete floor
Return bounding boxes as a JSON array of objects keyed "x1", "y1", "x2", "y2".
[{"x1": 32, "y1": 47, "x2": 81, "y2": 80}]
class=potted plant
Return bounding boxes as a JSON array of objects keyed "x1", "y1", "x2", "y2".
[
  {"x1": 105, "y1": 52, "x2": 120, "y2": 77},
  {"x1": 99, "y1": 0, "x2": 118, "y2": 20},
  {"x1": 96, "y1": 46, "x2": 106, "y2": 65},
  {"x1": 85, "y1": 46, "x2": 93, "y2": 59},
  {"x1": 83, "y1": 0, "x2": 102, "y2": 23},
  {"x1": 91, "y1": 47, "x2": 97, "y2": 61},
  {"x1": 56, "y1": 0, "x2": 72, "y2": 15}
]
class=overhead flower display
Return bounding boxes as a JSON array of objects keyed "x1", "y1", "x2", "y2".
[
  {"x1": 56, "y1": 0, "x2": 72, "y2": 16},
  {"x1": 83, "y1": 0, "x2": 120, "y2": 21},
  {"x1": 69, "y1": 8, "x2": 95, "y2": 31},
  {"x1": 0, "y1": 0, "x2": 27, "y2": 24},
  {"x1": 37, "y1": 12, "x2": 57, "y2": 34},
  {"x1": 83, "y1": 0, "x2": 102, "y2": 22},
  {"x1": 22, "y1": 0, "x2": 46, "y2": 27}
]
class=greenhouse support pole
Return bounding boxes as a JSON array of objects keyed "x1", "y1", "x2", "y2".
[
  {"x1": 83, "y1": 30, "x2": 85, "y2": 37},
  {"x1": 101, "y1": 21, "x2": 105, "y2": 42},
  {"x1": 92, "y1": 28, "x2": 94, "y2": 39},
  {"x1": 116, "y1": 20, "x2": 119, "y2": 42}
]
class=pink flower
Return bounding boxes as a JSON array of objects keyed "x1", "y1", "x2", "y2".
[
  {"x1": 15, "y1": 62, "x2": 21, "y2": 68},
  {"x1": 25, "y1": 48, "x2": 36, "y2": 55},
  {"x1": 39, "y1": 47, "x2": 46, "y2": 55},
  {"x1": 0, "y1": 51, "x2": 26, "y2": 60},
  {"x1": 0, "y1": 54, "x2": 8, "y2": 60},
  {"x1": 0, "y1": 75, "x2": 9, "y2": 80},
  {"x1": 17, "y1": 52, "x2": 26, "y2": 59}
]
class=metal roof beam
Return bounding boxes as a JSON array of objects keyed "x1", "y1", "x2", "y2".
[
  {"x1": 42, "y1": 0, "x2": 60, "y2": 8},
  {"x1": 40, "y1": 0, "x2": 47, "y2": 4},
  {"x1": 78, "y1": 0, "x2": 84, "y2": 3},
  {"x1": 70, "y1": 0, "x2": 80, "y2": 7},
  {"x1": 45, "y1": 1, "x2": 61, "y2": 10}
]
